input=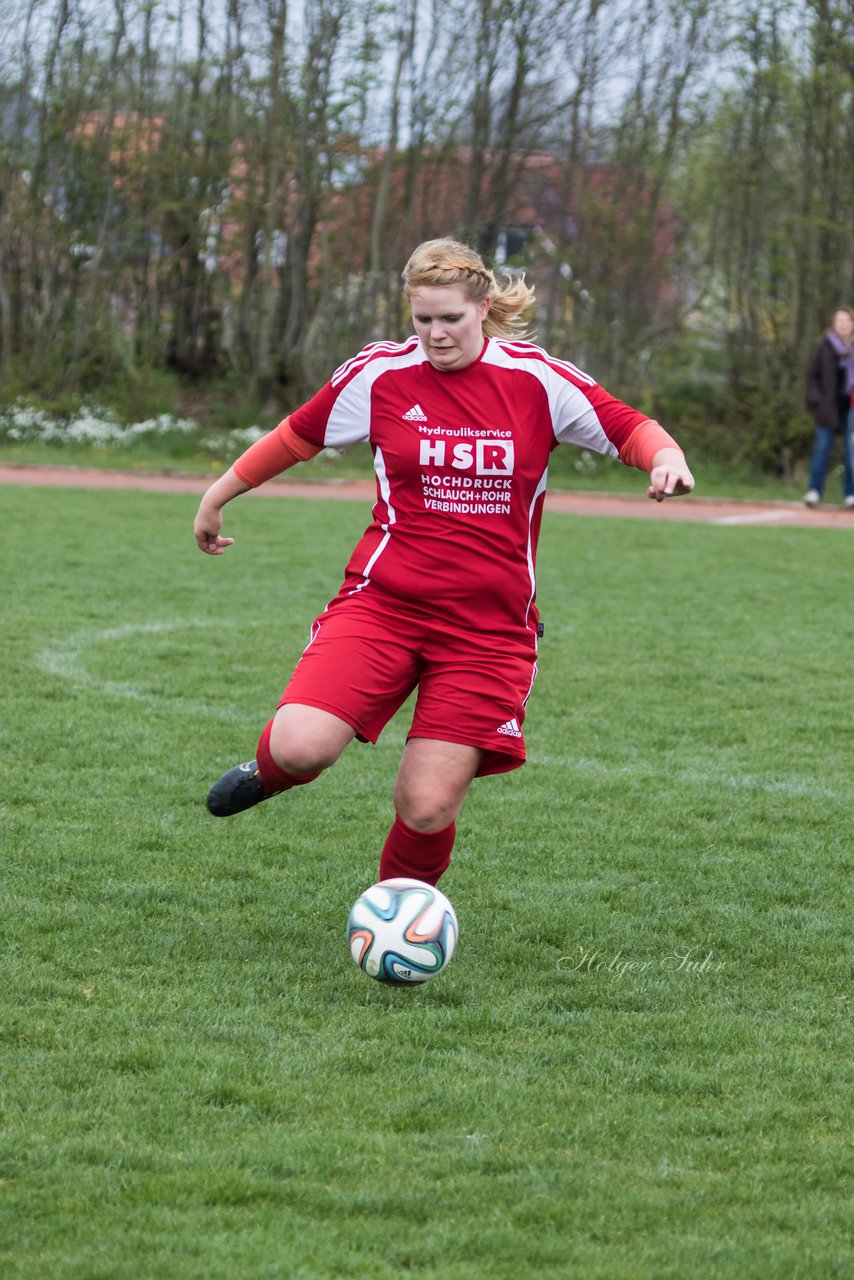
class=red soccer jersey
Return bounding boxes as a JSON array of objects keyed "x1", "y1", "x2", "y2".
[{"x1": 289, "y1": 336, "x2": 645, "y2": 638}]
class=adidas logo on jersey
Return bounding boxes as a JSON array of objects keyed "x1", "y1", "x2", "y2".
[
  {"x1": 497, "y1": 717, "x2": 522, "y2": 738},
  {"x1": 402, "y1": 403, "x2": 428, "y2": 421}
]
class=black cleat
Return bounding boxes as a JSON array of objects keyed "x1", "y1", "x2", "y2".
[{"x1": 207, "y1": 760, "x2": 268, "y2": 817}]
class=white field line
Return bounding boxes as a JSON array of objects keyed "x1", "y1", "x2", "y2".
[
  {"x1": 370, "y1": 737, "x2": 840, "y2": 802},
  {"x1": 528, "y1": 752, "x2": 841, "y2": 800},
  {"x1": 35, "y1": 619, "x2": 264, "y2": 722},
  {"x1": 710, "y1": 511, "x2": 798, "y2": 526}
]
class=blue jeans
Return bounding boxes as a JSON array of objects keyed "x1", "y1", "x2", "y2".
[{"x1": 808, "y1": 411, "x2": 854, "y2": 497}]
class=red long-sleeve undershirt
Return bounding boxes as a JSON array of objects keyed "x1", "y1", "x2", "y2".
[{"x1": 232, "y1": 418, "x2": 322, "y2": 487}]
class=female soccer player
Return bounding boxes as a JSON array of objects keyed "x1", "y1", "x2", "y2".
[{"x1": 193, "y1": 238, "x2": 694, "y2": 886}]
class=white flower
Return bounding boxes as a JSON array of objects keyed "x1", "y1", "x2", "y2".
[{"x1": 0, "y1": 399, "x2": 202, "y2": 446}]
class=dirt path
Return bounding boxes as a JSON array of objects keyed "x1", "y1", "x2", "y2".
[{"x1": 2, "y1": 462, "x2": 852, "y2": 529}]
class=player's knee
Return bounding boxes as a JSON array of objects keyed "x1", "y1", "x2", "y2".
[
  {"x1": 268, "y1": 726, "x2": 342, "y2": 776},
  {"x1": 399, "y1": 808, "x2": 453, "y2": 834},
  {"x1": 393, "y1": 784, "x2": 459, "y2": 834},
  {"x1": 269, "y1": 704, "x2": 354, "y2": 777}
]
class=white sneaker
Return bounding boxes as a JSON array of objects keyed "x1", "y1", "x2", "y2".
[
  {"x1": 844, "y1": 496, "x2": 854, "y2": 509},
  {"x1": 803, "y1": 489, "x2": 820, "y2": 507}
]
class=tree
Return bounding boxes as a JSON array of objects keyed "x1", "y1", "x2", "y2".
[{"x1": 1, "y1": 0, "x2": 851, "y2": 481}]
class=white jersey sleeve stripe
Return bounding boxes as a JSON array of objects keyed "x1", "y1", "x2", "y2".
[
  {"x1": 331, "y1": 337, "x2": 421, "y2": 388},
  {"x1": 494, "y1": 339, "x2": 596, "y2": 386},
  {"x1": 332, "y1": 341, "x2": 401, "y2": 386}
]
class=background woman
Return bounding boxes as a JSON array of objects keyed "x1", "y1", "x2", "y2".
[{"x1": 804, "y1": 306, "x2": 854, "y2": 508}]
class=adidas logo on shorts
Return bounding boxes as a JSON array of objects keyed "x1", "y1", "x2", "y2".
[
  {"x1": 402, "y1": 403, "x2": 428, "y2": 421},
  {"x1": 497, "y1": 717, "x2": 522, "y2": 738}
]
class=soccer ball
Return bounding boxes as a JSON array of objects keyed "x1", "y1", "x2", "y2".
[{"x1": 347, "y1": 878, "x2": 459, "y2": 984}]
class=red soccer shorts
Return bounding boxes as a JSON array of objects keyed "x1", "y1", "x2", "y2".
[{"x1": 278, "y1": 578, "x2": 538, "y2": 777}]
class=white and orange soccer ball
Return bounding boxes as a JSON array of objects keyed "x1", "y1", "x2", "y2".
[{"x1": 347, "y1": 878, "x2": 459, "y2": 984}]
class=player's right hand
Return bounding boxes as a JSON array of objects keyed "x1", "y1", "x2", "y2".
[{"x1": 193, "y1": 504, "x2": 234, "y2": 555}]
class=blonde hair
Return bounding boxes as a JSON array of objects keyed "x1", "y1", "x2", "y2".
[{"x1": 402, "y1": 238, "x2": 535, "y2": 340}]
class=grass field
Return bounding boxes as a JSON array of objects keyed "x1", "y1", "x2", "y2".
[{"x1": 2, "y1": 484, "x2": 852, "y2": 1279}]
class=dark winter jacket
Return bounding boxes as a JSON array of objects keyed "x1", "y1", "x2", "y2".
[{"x1": 805, "y1": 336, "x2": 849, "y2": 431}]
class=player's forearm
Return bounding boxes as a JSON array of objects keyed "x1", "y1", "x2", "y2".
[
  {"x1": 193, "y1": 466, "x2": 250, "y2": 554},
  {"x1": 198, "y1": 467, "x2": 253, "y2": 513}
]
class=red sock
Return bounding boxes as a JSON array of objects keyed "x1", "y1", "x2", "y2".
[
  {"x1": 255, "y1": 719, "x2": 320, "y2": 795},
  {"x1": 379, "y1": 815, "x2": 456, "y2": 886}
]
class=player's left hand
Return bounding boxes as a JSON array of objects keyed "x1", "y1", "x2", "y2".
[{"x1": 647, "y1": 453, "x2": 695, "y2": 502}]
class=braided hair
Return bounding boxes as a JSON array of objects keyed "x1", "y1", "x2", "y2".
[{"x1": 402, "y1": 238, "x2": 535, "y2": 340}]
